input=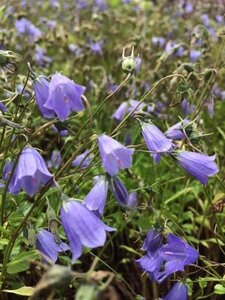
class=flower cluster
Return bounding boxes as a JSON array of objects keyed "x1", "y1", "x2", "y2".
[
  {"x1": 137, "y1": 229, "x2": 199, "y2": 283},
  {"x1": 33, "y1": 73, "x2": 85, "y2": 121}
]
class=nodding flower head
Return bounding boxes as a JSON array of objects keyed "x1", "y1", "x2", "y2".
[
  {"x1": 2, "y1": 146, "x2": 53, "y2": 196},
  {"x1": 44, "y1": 73, "x2": 85, "y2": 121},
  {"x1": 98, "y1": 134, "x2": 134, "y2": 176}
]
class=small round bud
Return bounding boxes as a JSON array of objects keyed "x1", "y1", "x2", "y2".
[{"x1": 122, "y1": 57, "x2": 136, "y2": 74}]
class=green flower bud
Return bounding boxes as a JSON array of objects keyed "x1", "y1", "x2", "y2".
[
  {"x1": 121, "y1": 46, "x2": 137, "y2": 74},
  {"x1": 122, "y1": 57, "x2": 136, "y2": 73}
]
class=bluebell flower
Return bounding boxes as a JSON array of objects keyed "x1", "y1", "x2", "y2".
[
  {"x1": 33, "y1": 76, "x2": 55, "y2": 118},
  {"x1": 205, "y1": 97, "x2": 214, "y2": 118},
  {"x1": 110, "y1": 176, "x2": 138, "y2": 207},
  {"x1": 112, "y1": 100, "x2": 145, "y2": 122},
  {"x1": 152, "y1": 37, "x2": 166, "y2": 48},
  {"x1": 135, "y1": 57, "x2": 142, "y2": 73},
  {"x1": 95, "y1": 0, "x2": 108, "y2": 11},
  {"x1": 107, "y1": 82, "x2": 119, "y2": 93},
  {"x1": 2, "y1": 147, "x2": 53, "y2": 196},
  {"x1": 165, "y1": 119, "x2": 190, "y2": 140},
  {"x1": 136, "y1": 229, "x2": 164, "y2": 281},
  {"x1": 83, "y1": 176, "x2": 108, "y2": 216},
  {"x1": 52, "y1": 125, "x2": 69, "y2": 137},
  {"x1": 44, "y1": 73, "x2": 85, "y2": 121},
  {"x1": 40, "y1": 17, "x2": 57, "y2": 30},
  {"x1": 89, "y1": 40, "x2": 103, "y2": 55},
  {"x1": 61, "y1": 197, "x2": 115, "y2": 262},
  {"x1": 16, "y1": 84, "x2": 31, "y2": 99},
  {"x1": 98, "y1": 134, "x2": 134, "y2": 176},
  {"x1": 110, "y1": 176, "x2": 128, "y2": 207},
  {"x1": 157, "y1": 233, "x2": 198, "y2": 283},
  {"x1": 48, "y1": 150, "x2": 62, "y2": 169},
  {"x1": 72, "y1": 149, "x2": 93, "y2": 169},
  {"x1": 122, "y1": 0, "x2": 132, "y2": 4},
  {"x1": 183, "y1": 1, "x2": 193, "y2": 14},
  {"x1": 36, "y1": 229, "x2": 69, "y2": 263},
  {"x1": 163, "y1": 281, "x2": 188, "y2": 300},
  {"x1": 141, "y1": 122, "x2": 174, "y2": 163},
  {"x1": 69, "y1": 43, "x2": 82, "y2": 57},
  {"x1": 181, "y1": 99, "x2": 195, "y2": 116},
  {"x1": 165, "y1": 41, "x2": 184, "y2": 57},
  {"x1": 190, "y1": 49, "x2": 201, "y2": 62},
  {"x1": 127, "y1": 192, "x2": 138, "y2": 207},
  {"x1": 75, "y1": 0, "x2": 88, "y2": 10},
  {"x1": 215, "y1": 15, "x2": 224, "y2": 24},
  {"x1": 34, "y1": 46, "x2": 52, "y2": 67},
  {"x1": 175, "y1": 151, "x2": 219, "y2": 185},
  {"x1": 49, "y1": 0, "x2": 60, "y2": 8},
  {"x1": 128, "y1": 100, "x2": 146, "y2": 114},
  {"x1": 112, "y1": 102, "x2": 129, "y2": 122},
  {"x1": 15, "y1": 18, "x2": 42, "y2": 43},
  {"x1": 0, "y1": 101, "x2": 7, "y2": 112},
  {"x1": 200, "y1": 13, "x2": 210, "y2": 27}
]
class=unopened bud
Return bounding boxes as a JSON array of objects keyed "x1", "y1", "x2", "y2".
[{"x1": 122, "y1": 46, "x2": 136, "y2": 74}]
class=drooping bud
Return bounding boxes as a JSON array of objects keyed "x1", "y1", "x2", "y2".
[{"x1": 110, "y1": 176, "x2": 128, "y2": 206}]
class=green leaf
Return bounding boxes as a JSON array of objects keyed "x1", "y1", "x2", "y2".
[
  {"x1": 3, "y1": 286, "x2": 35, "y2": 296},
  {"x1": 6, "y1": 250, "x2": 39, "y2": 274},
  {"x1": 214, "y1": 284, "x2": 225, "y2": 295}
]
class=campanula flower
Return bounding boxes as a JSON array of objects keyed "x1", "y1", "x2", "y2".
[
  {"x1": 141, "y1": 122, "x2": 174, "y2": 163},
  {"x1": 136, "y1": 229, "x2": 164, "y2": 281},
  {"x1": 165, "y1": 119, "x2": 190, "y2": 140},
  {"x1": 98, "y1": 134, "x2": 134, "y2": 176},
  {"x1": 200, "y1": 13, "x2": 210, "y2": 27},
  {"x1": 165, "y1": 41, "x2": 184, "y2": 57},
  {"x1": 152, "y1": 37, "x2": 166, "y2": 48},
  {"x1": 60, "y1": 197, "x2": 115, "y2": 262},
  {"x1": 0, "y1": 101, "x2": 7, "y2": 112},
  {"x1": 89, "y1": 40, "x2": 103, "y2": 55},
  {"x1": 52, "y1": 125, "x2": 69, "y2": 137},
  {"x1": 110, "y1": 176, "x2": 128, "y2": 206},
  {"x1": 205, "y1": 97, "x2": 214, "y2": 118},
  {"x1": 181, "y1": 99, "x2": 195, "y2": 116},
  {"x1": 33, "y1": 76, "x2": 55, "y2": 118},
  {"x1": 112, "y1": 102, "x2": 129, "y2": 122},
  {"x1": 190, "y1": 49, "x2": 201, "y2": 62},
  {"x1": 128, "y1": 100, "x2": 146, "y2": 114},
  {"x1": 112, "y1": 100, "x2": 146, "y2": 122},
  {"x1": 175, "y1": 151, "x2": 219, "y2": 185},
  {"x1": 72, "y1": 150, "x2": 93, "y2": 169},
  {"x1": 95, "y1": 0, "x2": 108, "y2": 11},
  {"x1": 2, "y1": 146, "x2": 53, "y2": 196},
  {"x1": 48, "y1": 150, "x2": 62, "y2": 169},
  {"x1": 156, "y1": 233, "x2": 198, "y2": 283},
  {"x1": 40, "y1": 17, "x2": 56, "y2": 30},
  {"x1": 15, "y1": 18, "x2": 42, "y2": 43},
  {"x1": 34, "y1": 46, "x2": 52, "y2": 67},
  {"x1": 69, "y1": 43, "x2": 82, "y2": 57},
  {"x1": 44, "y1": 73, "x2": 85, "y2": 121},
  {"x1": 110, "y1": 176, "x2": 138, "y2": 207},
  {"x1": 183, "y1": 1, "x2": 193, "y2": 14},
  {"x1": 75, "y1": 0, "x2": 88, "y2": 10},
  {"x1": 163, "y1": 281, "x2": 188, "y2": 300},
  {"x1": 36, "y1": 229, "x2": 69, "y2": 263},
  {"x1": 215, "y1": 15, "x2": 224, "y2": 24},
  {"x1": 83, "y1": 176, "x2": 108, "y2": 216}
]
